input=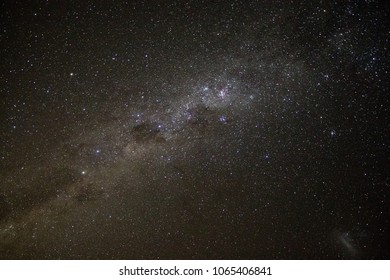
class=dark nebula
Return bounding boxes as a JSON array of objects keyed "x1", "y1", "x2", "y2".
[{"x1": 1, "y1": 0, "x2": 389, "y2": 259}]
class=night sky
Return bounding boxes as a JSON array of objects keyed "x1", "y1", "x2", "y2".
[{"x1": 1, "y1": 0, "x2": 389, "y2": 259}]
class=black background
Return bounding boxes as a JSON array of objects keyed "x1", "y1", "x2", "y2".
[{"x1": 1, "y1": 0, "x2": 389, "y2": 259}]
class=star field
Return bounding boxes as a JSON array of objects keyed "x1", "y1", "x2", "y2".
[{"x1": 0, "y1": 0, "x2": 389, "y2": 259}]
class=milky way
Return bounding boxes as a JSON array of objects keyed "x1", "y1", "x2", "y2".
[{"x1": 1, "y1": 1, "x2": 389, "y2": 259}]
